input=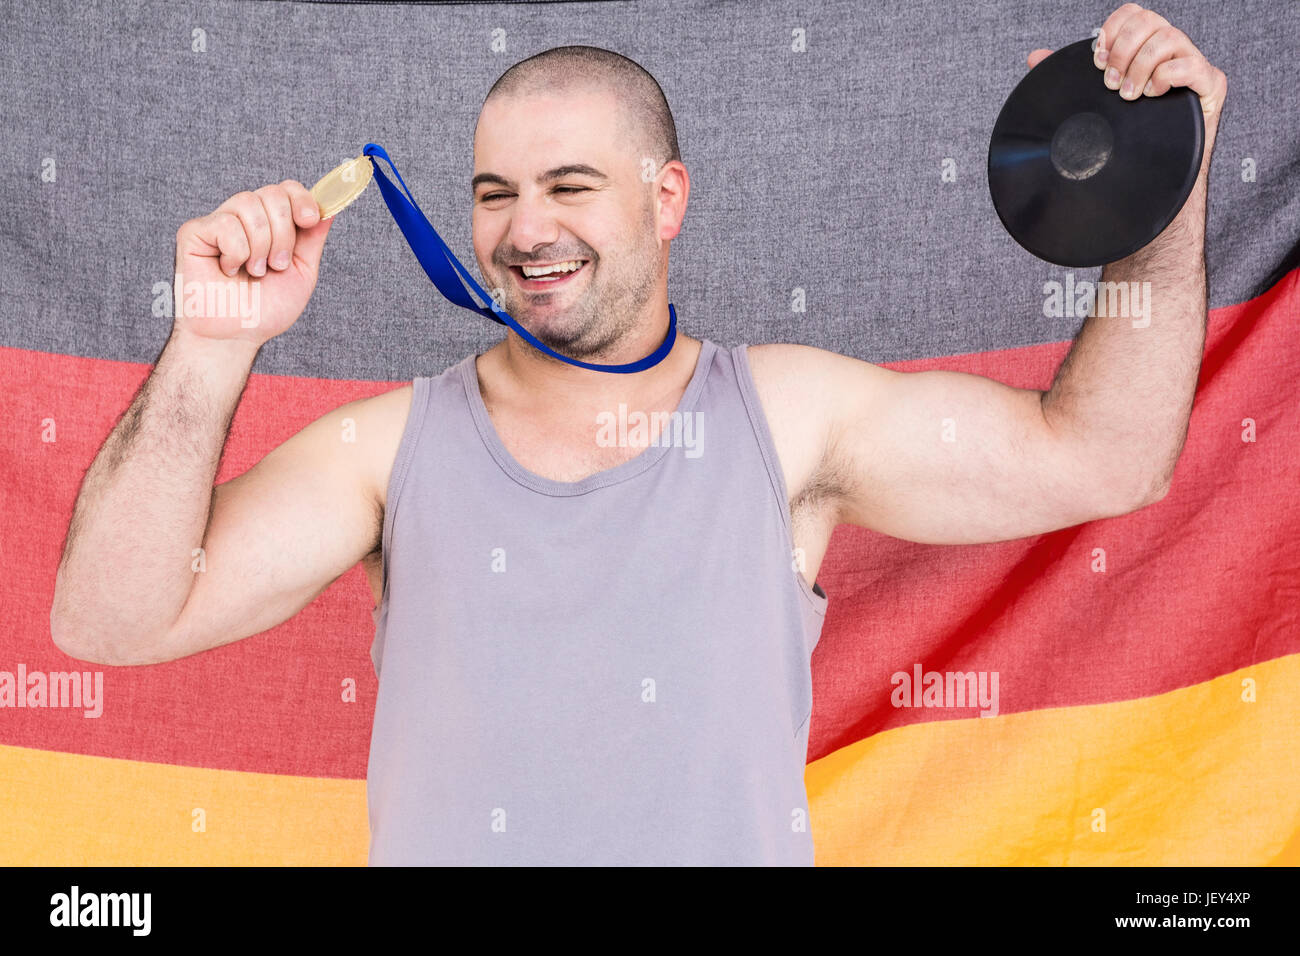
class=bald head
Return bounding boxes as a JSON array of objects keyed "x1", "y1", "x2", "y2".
[
  {"x1": 483, "y1": 45, "x2": 681, "y2": 170},
  {"x1": 471, "y1": 46, "x2": 689, "y2": 364}
]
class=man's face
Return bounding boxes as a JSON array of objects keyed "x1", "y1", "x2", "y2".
[{"x1": 472, "y1": 87, "x2": 663, "y2": 360}]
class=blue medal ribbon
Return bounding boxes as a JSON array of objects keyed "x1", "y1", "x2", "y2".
[{"x1": 361, "y1": 143, "x2": 677, "y2": 373}]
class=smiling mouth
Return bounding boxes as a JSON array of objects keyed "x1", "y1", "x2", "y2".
[{"x1": 510, "y1": 259, "x2": 590, "y2": 289}]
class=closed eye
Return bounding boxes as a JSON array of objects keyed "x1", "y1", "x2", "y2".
[{"x1": 479, "y1": 186, "x2": 590, "y2": 202}]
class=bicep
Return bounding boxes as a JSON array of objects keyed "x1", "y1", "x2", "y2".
[
  {"x1": 157, "y1": 387, "x2": 410, "y2": 659},
  {"x1": 825, "y1": 361, "x2": 1131, "y2": 544}
]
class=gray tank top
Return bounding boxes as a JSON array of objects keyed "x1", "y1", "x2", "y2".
[{"x1": 367, "y1": 338, "x2": 829, "y2": 865}]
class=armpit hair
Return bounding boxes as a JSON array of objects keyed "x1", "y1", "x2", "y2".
[{"x1": 791, "y1": 426, "x2": 856, "y2": 517}]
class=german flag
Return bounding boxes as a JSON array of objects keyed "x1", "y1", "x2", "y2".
[
  {"x1": 3, "y1": 266, "x2": 1296, "y2": 864},
  {"x1": 3, "y1": 1, "x2": 1297, "y2": 869}
]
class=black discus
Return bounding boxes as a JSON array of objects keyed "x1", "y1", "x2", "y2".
[{"x1": 988, "y1": 35, "x2": 1204, "y2": 267}]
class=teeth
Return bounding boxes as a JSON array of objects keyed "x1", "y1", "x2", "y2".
[{"x1": 521, "y1": 260, "x2": 583, "y2": 278}]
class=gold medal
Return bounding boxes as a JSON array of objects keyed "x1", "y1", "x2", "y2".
[{"x1": 309, "y1": 154, "x2": 373, "y2": 218}]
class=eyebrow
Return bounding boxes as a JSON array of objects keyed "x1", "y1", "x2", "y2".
[{"x1": 471, "y1": 164, "x2": 609, "y2": 192}]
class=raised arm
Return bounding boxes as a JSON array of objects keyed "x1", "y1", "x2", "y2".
[
  {"x1": 752, "y1": 7, "x2": 1224, "y2": 547},
  {"x1": 50, "y1": 178, "x2": 406, "y2": 665}
]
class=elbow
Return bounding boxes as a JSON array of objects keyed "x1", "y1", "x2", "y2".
[
  {"x1": 49, "y1": 571, "x2": 104, "y2": 663},
  {"x1": 50, "y1": 611, "x2": 113, "y2": 665},
  {"x1": 49, "y1": 607, "x2": 165, "y2": 667},
  {"x1": 49, "y1": 567, "x2": 178, "y2": 666},
  {"x1": 49, "y1": 584, "x2": 102, "y2": 663},
  {"x1": 49, "y1": 594, "x2": 83, "y2": 660},
  {"x1": 1111, "y1": 472, "x2": 1171, "y2": 516},
  {"x1": 1145, "y1": 478, "x2": 1172, "y2": 505},
  {"x1": 51, "y1": 629, "x2": 96, "y2": 665},
  {"x1": 51, "y1": 631, "x2": 159, "y2": 667},
  {"x1": 1135, "y1": 463, "x2": 1174, "y2": 508}
]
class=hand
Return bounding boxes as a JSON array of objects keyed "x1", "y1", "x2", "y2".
[
  {"x1": 173, "y1": 180, "x2": 331, "y2": 345},
  {"x1": 1027, "y1": 4, "x2": 1227, "y2": 138}
]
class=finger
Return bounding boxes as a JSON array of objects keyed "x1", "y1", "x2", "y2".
[
  {"x1": 215, "y1": 191, "x2": 272, "y2": 277},
  {"x1": 1097, "y1": 2, "x2": 1145, "y2": 67},
  {"x1": 288, "y1": 215, "x2": 333, "y2": 273},
  {"x1": 280, "y1": 179, "x2": 321, "y2": 230},
  {"x1": 1093, "y1": 27, "x2": 1108, "y2": 68},
  {"x1": 1027, "y1": 48, "x2": 1053, "y2": 69},
  {"x1": 1145, "y1": 55, "x2": 1227, "y2": 116},
  {"x1": 184, "y1": 210, "x2": 251, "y2": 278},
  {"x1": 254, "y1": 184, "x2": 296, "y2": 272},
  {"x1": 1119, "y1": 24, "x2": 1188, "y2": 100},
  {"x1": 1103, "y1": 7, "x2": 1170, "y2": 93}
]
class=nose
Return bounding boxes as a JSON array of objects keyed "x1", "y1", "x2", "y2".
[{"x1": 506, "y1": 191, "x2": 562, "y2": 259}]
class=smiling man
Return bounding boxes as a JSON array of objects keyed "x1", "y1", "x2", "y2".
[{"x1": 51, "y1": 8, "x2": 1225, "y2": 866}]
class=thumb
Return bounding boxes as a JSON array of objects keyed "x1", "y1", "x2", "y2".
[
  {"x1": 1027, "y1": 48, "x2": 1053, "y2": 70},
  {"x1": 292, "y1": 215, "x2": 334, "y2": 272}
]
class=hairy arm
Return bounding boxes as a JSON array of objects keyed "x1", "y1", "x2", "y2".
[
  {"x1": 51, "y1": 328, "x2": 262, "y2": 661},
  {"x1": 758, "y1": 7, "x2": 1226, "y2": 547},
  {"x1": 1040, "y1": 5, "x2": 1225, "y2": 496},
  {"x1": 50, "y1": 324, "x2": 407, "y2": 666}
]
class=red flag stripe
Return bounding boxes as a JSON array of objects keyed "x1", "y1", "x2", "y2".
[{"x1": 2, "y1": 267, "x2": 1296, "y2": 776}]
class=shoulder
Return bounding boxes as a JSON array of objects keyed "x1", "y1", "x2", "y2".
[
  {"x1": 744, "y1": 341, "x2": 881, "y2": 430},
  {"x1": 744, "y1": 342, "x2": 837, "y2": 395},
  {"x1": 745, "y1": 342, "x2": 895, "y2": 433},
  {"x1": 745, "y1": 341, "x2": 888, "y2": 389},
  {"x1": 300, "y1": 383, "x2": 416, "y2": 515}
]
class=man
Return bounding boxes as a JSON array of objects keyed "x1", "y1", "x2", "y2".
[{"x1": 51, "y1": 5, "x2": 1225, "y2": 864}]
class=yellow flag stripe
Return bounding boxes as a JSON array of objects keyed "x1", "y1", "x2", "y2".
[
  {"x1": 2, "y1": 652, "x2": 1295, "y2": 865},
  {"x1": 806, "y1": 652, "x2": 1300, "y2": 865},
  {"x1": 0, "y1": 745, "x2": 367, "y2": 865}
]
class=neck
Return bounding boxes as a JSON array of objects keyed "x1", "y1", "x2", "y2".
[{"x1": 480, "y1": 304, "x2": 700, "y2": 420}]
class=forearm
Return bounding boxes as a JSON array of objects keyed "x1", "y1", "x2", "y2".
[
  {"x1": 51, "y1": 327, "x2": 259, "y2": 661},
  {"x1": 1041, "y1": 131, "x2": 1214, "y2": 502}
]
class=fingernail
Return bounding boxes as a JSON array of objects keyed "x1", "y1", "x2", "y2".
[
  {"x1": 1094, "y1": 28, "x2": 1107, "y2": 64},
  {"x1": 271, "y1": 251, "x2": 290, "y2": 270},
  {"x1": 1120, "y1": 78, "x2": 1134, "y2": 98},
  {"x1": 251, "y1": 258, "x2": 266, "y2": 276},
  {"x1": 1105, "y1": 67, "x2": 1120, "y2": 89},
  {"x1": 1144, "y1": 80, "x2": 1154, "y2": 96}
]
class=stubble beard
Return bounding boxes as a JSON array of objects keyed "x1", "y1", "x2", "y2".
[{"x1": 505, "y1": 239, "x2": 662, "y2": 364}]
